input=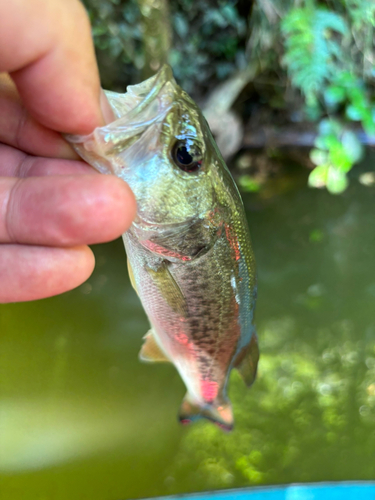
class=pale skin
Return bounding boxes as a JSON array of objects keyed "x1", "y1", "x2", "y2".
[{"x1": 0, "y1": 0, "x2": 136, "y2": 303}]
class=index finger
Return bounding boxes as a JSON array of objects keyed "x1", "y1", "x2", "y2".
[{"x1": 0, "y1": 0, "x2": 107, "y2": 135}]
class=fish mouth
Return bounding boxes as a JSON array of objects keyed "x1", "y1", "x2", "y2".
[
  {"x1": 107, "y1": 64, "x2": 176, "y2": 121},
  {"x1": 65, "y1": 65, "x2": 178, "y2": 168}
]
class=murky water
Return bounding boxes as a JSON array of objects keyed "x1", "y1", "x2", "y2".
[{"x1": 1, "y1": 155, "x2": 375, "y2": 499}]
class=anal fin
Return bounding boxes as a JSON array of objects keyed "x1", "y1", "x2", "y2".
[
  {"x1": 234, "y1": 333, "x2": 259, "y2": 387},
  {"x1": 139, "y1": 330, "x2": 170, "y2": 363}
]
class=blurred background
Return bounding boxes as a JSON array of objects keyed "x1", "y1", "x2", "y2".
[
  {"x1": 1, "y1": 1, "x2": 375, "y2": 499},
  {"x1": 86, "y1": 0, "x2": 375, "y2": 194}
]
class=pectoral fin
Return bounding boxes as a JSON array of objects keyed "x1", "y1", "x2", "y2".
[
  {"x1": 139, "y1": 330, "x2": 170, "y2": 363},
  {"x1": 146, "y1": 262, "x2": 187, "y2": 316},
  {"x1": 234, "y1": 333, "x2": 259, "y2": 387},
  {"x1": 127, "y1": 258, "x2": 138, "y2": 295}
]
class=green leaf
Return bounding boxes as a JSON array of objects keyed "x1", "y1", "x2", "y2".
[
  {"x1": 346, "y1": 104, "x2": 362, "y2": 121},
  {"x1": 324, "y1": 134, "x2": 342, "y2": 151},
  {"x1": 282, "y1": 7, "x2": 348, "y2": 99},
  {"x1": 329, "y1": 144, "x2": 352, "y2": 172},
  {"x1": 238, "y1": 175, "x2": 261, "y2": 193},
  {"x1": 314, "y1": 136, "x2": 328, "y2": 150},
  {"x1": 318, "y1": 118, "x2": 342, "y2": 136},
  {"x1": 310, "y1": 148, "x2": 328, "y2": 165},
  {"x1": 324, "y1": 86, "x2": 346, "y2": 106},
  {"x1": 362, "y1": 115, "x2": 375, "y2": 135},
  {"x1": 308, "y1": 164, "x2": 329, "y2": 188},
  {"x1": 326, "y1": 167, "x2": 349, "y2": 194},
  {"x1": 341, "y1": 131, "x2": 363, "y2": 163},
  {"x1": 174, "y1": 14, "x2": 189, "y2": 37}
]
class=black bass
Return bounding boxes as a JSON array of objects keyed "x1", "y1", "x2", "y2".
[{"x1": 67, "y1": 65, "x2": 258, "y2": 430}]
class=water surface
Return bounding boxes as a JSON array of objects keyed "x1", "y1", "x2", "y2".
[{"x1": 1, "y1": 156, "x2": 375, "y2": 499}]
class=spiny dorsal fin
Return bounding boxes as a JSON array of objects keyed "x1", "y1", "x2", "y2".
[
  {"x1": 139, "y1": 330, "x2": 170, "y2": 363},
  {"x1": 234, "y1": 333, "x2": 259, "y2": 387},
  {"x1": 146, "y1": 262, "x2": 187, "y2": 316}
]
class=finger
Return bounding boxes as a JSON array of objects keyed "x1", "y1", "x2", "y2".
[
  {"x1": 0, "y1": 73, "x2": 79, "y2": 159},
  {"x1": 0, "y1": 143, "x2": 94, "y2": 177},
  {"x1": 0, "y1": 0, "x2": 104, "y2": 134},
  {"x1": 0, "y1": 175, "x2": 136, "y2": 246},
  {"x1": 0, "y1": 244, "x2": 95, "y2": 303}
]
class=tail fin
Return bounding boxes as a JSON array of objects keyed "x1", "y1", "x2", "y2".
[{"x1": 178, "y1": 394, "x2": 234, "y2": 432}]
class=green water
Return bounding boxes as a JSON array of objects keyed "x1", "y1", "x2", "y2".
[{"x1": 1, "y1": 157, "x2": 375, "y2": 499}]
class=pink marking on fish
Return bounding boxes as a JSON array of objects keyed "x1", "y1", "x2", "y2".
[
  {"x1": 143, "y1": 240, "x2": 192, "y2": 261},
  {"x1": 177, "y1": 332, "x2": 189, "y2": 345},
  {"x1": 175, "y1": 331, "x2": 196, "y2": 356},
  {"x1": 201, "y1": 380, "x2": 219, "y2": 402},
  {"x1": 224, "y1": 224, "x2": 241, "y2": 261}
]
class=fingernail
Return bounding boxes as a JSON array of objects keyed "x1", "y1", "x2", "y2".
[{"x1": 100, "y1": 89, "x2": 115, "y2": 125}]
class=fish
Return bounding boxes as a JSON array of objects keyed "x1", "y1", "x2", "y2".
[{"x1": 67, "y1": 65, "x2": 258, "y2": 431}]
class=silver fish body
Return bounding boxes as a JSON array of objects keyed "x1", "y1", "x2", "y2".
[{"x1": 67, "y1": 65, "x2": 258, "y2": 430}]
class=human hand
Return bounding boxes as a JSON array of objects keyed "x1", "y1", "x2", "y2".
[{"x1": 0, "y1": 0, "x2": 136, "y2": 303}]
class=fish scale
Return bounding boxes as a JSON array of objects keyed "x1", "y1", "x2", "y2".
[{"x1": 66, "y1": 65, "x2": 259, "y2": 430}]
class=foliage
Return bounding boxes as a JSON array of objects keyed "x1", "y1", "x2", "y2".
[
  {"x1": 83, "y1": 0, "x2": 375, "y2": 193},
  {"x1": 84, "y1": 0, "x2": 250, "y2": 95},
  {"x1": 168, "y1": 0, "x2": 249, "y2": 95},
  {"x1": 238, "y1": 175, "x2": 261, "y2": 193},
  {"x1": 282, "y1": 7, "x2": 348, "y2": 105},
  {"x1": 308, "y1": 119, "x2": 363, "y2": 194},
  {"x1": 83, "y1": 0, "x2": 144, "y2": 90},
  {"x1": 279, "y1": 3, "x2": 375, "y2": 193}
]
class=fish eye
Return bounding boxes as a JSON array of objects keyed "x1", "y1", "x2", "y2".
[{"x1": 172, "y1": 140, "x2": 203, "y2": 173}]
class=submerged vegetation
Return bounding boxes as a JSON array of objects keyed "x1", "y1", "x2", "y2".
[
  {"x1": 168, "y1": 318, "x2": 375, "y2": 490},
  {"x1": 84, "y1": 0, "x2": 375, "y2": 194}
]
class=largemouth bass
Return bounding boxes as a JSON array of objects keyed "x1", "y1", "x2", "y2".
[{"x1": 67, "y1": 65, "x2": 258, "y2": 430}]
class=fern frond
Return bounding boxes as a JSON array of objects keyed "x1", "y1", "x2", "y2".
[{"x1": 281, "y1": 7, "x2": 349, "y2": 100}]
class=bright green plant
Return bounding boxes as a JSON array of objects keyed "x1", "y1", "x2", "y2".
[
  {"x1": 281, "y1": 2, "x2": 375, "y2": 193},
  {"x1": 282, "y1": 7, "x2": 348, "y2": 107},
  {"x1": 308, "y1": 119, "x2": 363, "y2": 193}
]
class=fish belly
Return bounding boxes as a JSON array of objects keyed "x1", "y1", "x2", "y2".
[{"x1": 124, "y1": 230, "x2": 253, "y2": 405}]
